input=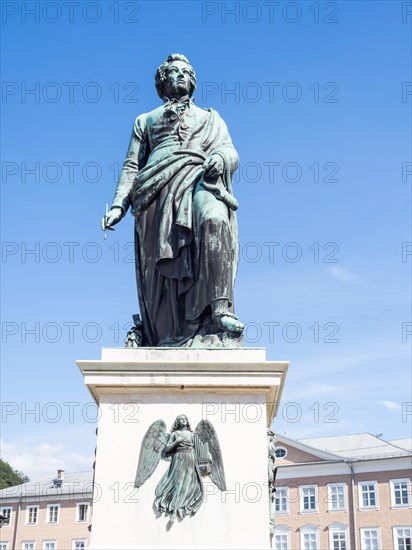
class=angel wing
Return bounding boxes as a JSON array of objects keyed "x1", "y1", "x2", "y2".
[
  {"x1": 134, "y1": 419, "x2": 168, "y2": 488},
  {"x1": 195, "y1": 419, "x2": 226, "y2": 491}
]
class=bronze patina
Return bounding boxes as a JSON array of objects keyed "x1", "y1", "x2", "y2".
[
  {"x1": 102, "y1": 54, "x2": 243, "y2": 347},
  {"x1": 134, "y1": 415, "x2": 226, "y2": 525}
]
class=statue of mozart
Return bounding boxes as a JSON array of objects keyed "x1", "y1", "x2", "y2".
[{"x1": 102, "y1": 53, "x2": 244, "y2": 347}]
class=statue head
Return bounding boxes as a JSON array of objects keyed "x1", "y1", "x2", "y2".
[
  {"x1": 171, "y1": 414, "x2": 192, "y2": 432},
  {"x1": 155, "y1": 54, "x2": 196, "y2": 100}
]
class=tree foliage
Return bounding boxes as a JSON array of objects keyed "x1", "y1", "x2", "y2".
[{"x1": 0, "y1": 459, "x2": 29, "y2": 489}]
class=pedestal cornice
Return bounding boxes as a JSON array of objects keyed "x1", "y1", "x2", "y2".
[{"x1": 77, "y1": 347, "x2": 288, "y2": 425}]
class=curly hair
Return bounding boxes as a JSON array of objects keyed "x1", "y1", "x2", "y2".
[
  {"x1": 171, "y1": 414, "x2": 192, "y2": 432},
  {"x1": 155, "y1": 53, "x2": 196, "y2": 100}
]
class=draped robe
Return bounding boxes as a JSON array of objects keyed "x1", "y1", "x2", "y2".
[
  {"x1": 112, "y1": 100, "x2": 239, "y2": 346},
  {"x1": 154, "y1": 430, "x2": 204, "y2": 521}
]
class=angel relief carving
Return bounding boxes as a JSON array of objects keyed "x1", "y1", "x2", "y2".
[{"x1": 134, "y1": 414, "x2": 226, "y2": 525}]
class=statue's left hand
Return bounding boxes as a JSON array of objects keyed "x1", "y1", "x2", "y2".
[{"x1": 203, "y1": 154, "x2": 224, "y2": 178}]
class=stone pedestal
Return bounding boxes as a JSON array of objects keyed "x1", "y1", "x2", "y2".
[{"x1": 77, "y1": 347, "x2": 288, "y2": 550}]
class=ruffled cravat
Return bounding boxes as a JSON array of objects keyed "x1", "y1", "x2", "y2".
[{"x1": 163, "y1": 96, "x2": 193, "y2": 120}]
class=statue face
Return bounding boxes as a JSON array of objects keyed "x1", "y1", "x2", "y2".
[
  {"x1": 164, "y1": 60, "x2": 192, "y2": 99},
  {"x1": 177, "y1": 415, "x2": 188, "y2": 428}
]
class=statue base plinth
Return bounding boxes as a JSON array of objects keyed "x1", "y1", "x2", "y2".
[{"x1": 77, "y1": 347, "x2": 288, "y2": 550}]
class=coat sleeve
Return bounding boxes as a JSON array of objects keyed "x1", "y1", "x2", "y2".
[{"x1": 111, "y1": 114, "x2": 148, "y2": 214}]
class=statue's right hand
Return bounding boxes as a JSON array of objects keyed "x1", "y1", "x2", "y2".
[{"x1": 101, "y1": 207, "x2": 123, "y2": 232}]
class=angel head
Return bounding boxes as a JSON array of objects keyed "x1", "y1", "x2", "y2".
[{"x1": 171, "y1": 414, "x2": 192, "y2": 432}]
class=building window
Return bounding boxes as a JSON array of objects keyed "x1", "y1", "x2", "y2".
[
  {"x1": 358, "y1": 481, "x2": 378, "y2": 509},
  {"x1": 46, "y1": 504, "x2": 59, "y2": 524},
  {"x1": 329, "y1": 524, "x2": 349, "y2": 550},
  {"x1": 25, "y1": 506, "x2": 39, "y2": 525},
  {"x1": 76, "y1": 503, "x2": 89, "y2": 523},
  {"x1": 300, "y1": 526, "x2": 319, "y2": 550},
  {"x1": 22, "y1": 543, "x2": 36, "y2": 550},
  {"x1": 273, "y1": 525, "x2": 290, "y2": 550},
  {"x1": 327, "y1": 483, "x2": 346, "y2": 511},
  {"x1": 331, "y1": 532, "x2": 347, "y2": 550},
  {"x1": 394, "y1": 527, "x2": 412, "y2": 550},
  {"x1": 275, "y1": 447, "x2": 288, "y2": 459},
  {"x1": 1, "y1": 507, "x2": 12, "y2": 526},
  {"x1": 42, "y1": 543, "x2": 56, "y2": 550},
  {"x1": 0, "y1": 543, "x2": 9, "y2": 550},
  {"x1": 300, "y1": 485, "x2": 318, "y2": 512},
  {"x1": 390, "y1": 479, "x2": 411, "y2": 507},
  {"x1": 72, "y1": 541, "x2": 86, "y2": 550},
  {"x1": 274, "y1": 487, "x2": 289, "y2": 514},
  {"x1": 361, "y1": 528, "x2": 381, "y2": 550}
]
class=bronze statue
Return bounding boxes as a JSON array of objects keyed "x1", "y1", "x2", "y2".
[
  {"x1": 267, "y1": 430, "x2": 277, "y2": 538},
  {"x1": 135, "y1": 415, "x2": 226, "y2": 525},
  {"x1": 102, "y1": 54, "x2": 243, "y2": 347}
]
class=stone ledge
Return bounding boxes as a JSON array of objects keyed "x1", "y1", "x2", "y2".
[
  {"x1": 77, "y1": 360, "x2": 288, "y2": 373},
  {"x1": 77, "y1": 348, "x2": 289, "y2": 426}
]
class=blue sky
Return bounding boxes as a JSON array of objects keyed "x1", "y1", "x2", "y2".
[{"x1": 1, "y1": 0, "x2": 411, "y2": 480}]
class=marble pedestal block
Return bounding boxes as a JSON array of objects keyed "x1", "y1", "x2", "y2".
[{"x1": 77, "y1": 348, "x2": 288, "y2": 550}]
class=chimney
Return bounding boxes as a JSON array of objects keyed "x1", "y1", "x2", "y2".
[{"x1": 53, "y1": 469, "x2": 65, "y2": 488}]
